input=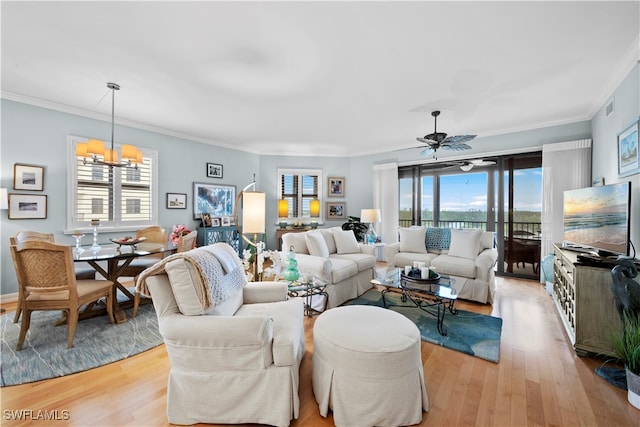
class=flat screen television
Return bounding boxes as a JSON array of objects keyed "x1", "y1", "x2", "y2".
[{"x1": 562, "y1": 181, "x2": 631, "y2": 257}]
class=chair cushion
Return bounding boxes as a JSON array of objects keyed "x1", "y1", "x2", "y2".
[
  {"x1": 430, "y1": 254, "x2": 477, "y2": 279},
  {"x1": 399, "y1": 227, "x2": 427, "y2": 254},
  {"x1": 306, "y1": 231, "x2": 330, "y2": 258},
  {"x1": 332, "y1": 229, "x2": 360, "y2": 254},
  {"x1": 330, "y1": 253, "x2": 376, "y2": 272},
  {"x1": 281, "y1": 232, "x2": 309, "y2": 254},
  {"x1": 328, "y1": 257, "x2": 359, "y2": 283},
  {"x1": 448, "y1": 229, "x2": 482, "y2": 260}
]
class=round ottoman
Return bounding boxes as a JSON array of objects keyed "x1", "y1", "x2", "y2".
[{"x1": 312, "y1": 305, "x2": 429, "y2": 427}]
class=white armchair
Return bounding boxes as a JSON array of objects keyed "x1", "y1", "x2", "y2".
[{"x1": 141, "y1": 243, "x2": 305, "y2": 426}]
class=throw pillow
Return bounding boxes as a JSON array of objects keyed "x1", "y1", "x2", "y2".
[
  {"x1": 319, "y1": 228, "x2": 338, "y2": 254},
  {"x1": 332, "y1": 228, "x2": 361, "y2": 254},
  {"x1": 448, "y1": 229, "x2": 483, "y2": 260},
  {"x1": 426, "y1": 227, "x2": 451, "y2": 250},
  {"x1": 305, "y1": 231, "x2": 330, "y2": 258},
  {"x1": 399, "y1": 226, "x2": 427, "y2": 253},
  {"x1": 281, "y1": 232, "x2": 309, "y2": 254},
  {"x1": 164, "y1": 258, "x2": 208, "y2": 315}
]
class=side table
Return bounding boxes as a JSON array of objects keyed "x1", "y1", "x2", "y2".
[{"x1": 287, "y1": 280, "x2": 328, "y2": 316}]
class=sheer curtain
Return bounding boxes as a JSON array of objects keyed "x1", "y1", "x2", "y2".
[
  {"x1": 541, "y1": 139, "x2": 592, "y2": 266},
  {"x1": 373, "y1": 162, "x2": 399, "y2": 243}
]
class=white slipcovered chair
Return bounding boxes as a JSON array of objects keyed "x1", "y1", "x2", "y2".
[{"x1": 138, "y1": 243, "x2": 305, "y2": 426}]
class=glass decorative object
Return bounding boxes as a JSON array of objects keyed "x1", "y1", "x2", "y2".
[
  {"x1": 72, "y1": 232, "x2": 85, "y2": 256},
  {"x1": 90, "y1": 218, "x2": 101, "y2": 253},
  {"x1": 282, "y1": 246, "x2": 300, "y2": 283}
]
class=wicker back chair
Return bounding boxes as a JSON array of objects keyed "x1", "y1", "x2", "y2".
[{"x1": 11, "y1": 240, "x2": 115, "y2": 350}]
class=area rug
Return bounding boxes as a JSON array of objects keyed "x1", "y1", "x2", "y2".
[
  {"x1": 344, "y1": 289, "x2": 502, "y2": 363},
  {"x1": 0, "y1": 303, "x2": 162, "y2": 387}
]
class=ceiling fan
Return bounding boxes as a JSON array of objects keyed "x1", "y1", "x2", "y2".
[
  {"x1": 459, "y1": 159, "x2": 496, "y2": 171},
  {"x1": 416, "y1": 110, "x2": 477, "y2": 159}
]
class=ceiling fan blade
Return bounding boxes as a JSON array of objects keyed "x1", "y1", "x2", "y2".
[
  {"x1": 471, "y1": 159, "x2": 496, "y2": 166},
  {"x1": 420, "y1": 147, "x2": 435, "y2": 157},
  {"x1": 416, "y1": 136, "x2": 437, "y2": 144},
  {"x1": 442, "y1": 143, "x2": 473, "y2": 151},
  {"x1": 442, "y1": 134, "x2": 477, "y2": 144}
]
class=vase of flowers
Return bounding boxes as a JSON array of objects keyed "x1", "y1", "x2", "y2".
[{"x1": 170, "y1": 224, "x2": 192, "y2": 246}]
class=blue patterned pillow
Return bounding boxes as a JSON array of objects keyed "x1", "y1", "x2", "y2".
[{"x1": 425, "y1": 227, "x2": 451, "y2": 250}]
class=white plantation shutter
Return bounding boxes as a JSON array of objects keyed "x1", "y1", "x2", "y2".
[
  {"x1": 277, "y1": 168, "x2": 323, "y2": 219},
  {"x1": 67, "y1": 135, "x2": 158, "y2": 231}
]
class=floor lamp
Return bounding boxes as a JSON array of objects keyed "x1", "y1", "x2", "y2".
[{"x1": 233, "y1": 178, "x2": 266, "y2": 281}]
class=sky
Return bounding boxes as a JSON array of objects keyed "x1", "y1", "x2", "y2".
[{"x1": 400, "y1": 167, "x2": 543, "y2": 213}]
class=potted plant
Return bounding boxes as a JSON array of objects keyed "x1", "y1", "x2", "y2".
[
  {"x1": 342, "y1": 216, "x2": 368, "y2": 242},
  {"x1": 612, "y1": 313, "x2": 640, "y2": 410}
]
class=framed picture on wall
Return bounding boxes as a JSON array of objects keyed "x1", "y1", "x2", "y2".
[
  {"x1": 328, "y1": 176, "x2": 345, "y2": 197},
  {"x1": 8, "y1": 194, "x2": 47, "y2": 219},
  {"x1": 617, "y1": 117, "x2": 639, "y2": 178},
  {"x1": 193, "y1": 182, "x2": 236, "y2": 219},
  {"x1": 13, "y1": 163, "x2": 45, "y2": 191},
  {"x1": 206, "y1": 163, "x2": 223, "y2": 178},
  {"x1": 325, "y1": 202, "x2": 346, "y2": 220},
  {"x1": 166, "y1": 193, "x2": 187, "y2": 209}
]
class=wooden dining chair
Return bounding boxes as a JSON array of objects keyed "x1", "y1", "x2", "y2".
[
  {"x1": 131, "y1": 230, "x2": 197, "y2": 318},
  {"x1": 10, "y1": 231, "x2": 97, "y2": 323},
  {"x1": 11, "y1": 240, "x2": 115, "y2": 350}
]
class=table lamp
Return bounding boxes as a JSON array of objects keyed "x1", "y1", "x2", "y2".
[
  {"x1": 310, "y1": 198, "x2": 320, "y2": 229},
  {"x1": 278, "y1": 199, "x2": 289, "y2": 229},
  {"x1": 360, "y1": 208, "x2": 381, "y2": 245}
]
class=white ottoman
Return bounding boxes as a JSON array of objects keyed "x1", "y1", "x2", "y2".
[{"x1": 312, "y1": 305, "x2": 429, "y2": 427}]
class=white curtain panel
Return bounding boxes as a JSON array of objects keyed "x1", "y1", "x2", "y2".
[
  {"x1": 541, "y1": 139, "x2": 592, "y2": 269},
  {"x1": 373, "y1": 162, "x2": 399, "y2": 243}
]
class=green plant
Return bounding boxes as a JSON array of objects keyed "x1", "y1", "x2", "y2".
[
  {"x1": 612, "y1": 314, "x2": 640, "y2": 375},
  {"x1": 342, "y1": 216, "x2": 368, "y2": 242}
]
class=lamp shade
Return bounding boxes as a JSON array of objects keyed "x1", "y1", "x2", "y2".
[
  {"x1": 278, "y1": 199, "x2": 289, "y2": 218},
  {"x1": 243, "y1": 192, "x2": 266, "y2": 234},
  {"x1": 309, "y1": 199, "x2": 320, "y2": 218},
  {"x1": 360, "y1": 208, "x2": 381, "y2": 224},
  {"x1": 0, "y1": 188, "x2": 8, "y2": 210}
]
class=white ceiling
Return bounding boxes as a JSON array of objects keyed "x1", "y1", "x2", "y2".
[{"x1": 1, "y1": 1, "x2": 639, "y2": 157}]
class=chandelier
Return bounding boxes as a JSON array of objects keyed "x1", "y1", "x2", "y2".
[{"x1": 76, "y1": 83, "x2": 142, "y2": 168}]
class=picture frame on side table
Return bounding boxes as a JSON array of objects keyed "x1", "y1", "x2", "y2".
[
  {"x1": 13, "y1": 163, "x2": 45, "y2": 191},
  {"x1": 166, "y1": 193, "x2": 187, "y2": 209},
  {"x1": 206, "y1": 163, "x2": 223, "y2": 179},
  {"x1": 193, "y1": 182, "x2": 236, "y2": 220},
  {"x1": 328, "y1": 176, "x2": 345, "y2": 197},
  {"x1": 221, "y1": 216, "x2": 231, "y2": 227},
  {"x1": 8, "y1": 194, "x2": 47, "y2": 219},
  {"x1": 326, "y1": 202, "x2": 346, "y2": 220},
  {"x1": 211, "y1": 217, "x2": 221, "y2": 227},
  {"x1": 617, "y1": 117, "x2": 639, "y2": 178},
  {"x1": 201, "y1": 213, "x2": 212, "y2": 227}
]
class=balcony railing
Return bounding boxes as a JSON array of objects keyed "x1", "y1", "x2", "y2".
[{"x1": 398, "y1": 219, "x2": 542, "y2": 236}]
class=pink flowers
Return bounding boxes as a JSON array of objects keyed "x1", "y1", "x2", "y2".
[{"x1": 170, "y1": 224, "x2": 191, "y2": 245}]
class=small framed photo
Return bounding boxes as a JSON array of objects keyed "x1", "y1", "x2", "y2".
[
  {"x1": 13, "y1": 163, "x2": 45, "y2": 191},
  {"x1": 211, "y1": 217, "x2": 221, "y2": 227},
  {"x1": 618, "y1": 118, "x2": 639, "y2": 178},
  {"x1": 166, "y1": 193, "x2": 187, "y2": 209},
  {"x1": 325, "y1": 202, "x2": 346, "y2": 220},
  {"x1": 207, "y1": 163, "x2": 223, "y2": 179},
  {"x1": 201, "y1": 212, "x2": 212, "y2": 227},
  {"x1": 328, "y1": 176, "x2": 345, "y2": 197},
  {"x1": 221, "y1": 216, "x2": 231, "y2": 227},
  {"x1": 8, "y1": 194, "x2": 48, "y2": 219}
]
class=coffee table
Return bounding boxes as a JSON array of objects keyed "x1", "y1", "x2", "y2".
[
  {"x1": 287, "y1": 279, "x2": 328, "y2": 317},
  {"x1": 371, "y1": 268, "x2": 457, "y2": 335}
]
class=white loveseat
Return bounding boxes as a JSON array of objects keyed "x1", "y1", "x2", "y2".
[
  {"x1": 385, "y1": 227, "x2": 498, "y2": 304},
  {"x1": 281, "y1": 228, "x2": 376, "y2": 308},
  {"x1": 138, "y1": 243, "x2": 305, "y2": 427}
]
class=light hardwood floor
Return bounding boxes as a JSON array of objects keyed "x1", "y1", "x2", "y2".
[{"x1": 1, "y1": 276, "x2": 638, "y2": 427}]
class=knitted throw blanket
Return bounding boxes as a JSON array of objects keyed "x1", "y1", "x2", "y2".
[{"x1": 135, "y1": 244, "x2": 246, "y2": 309}]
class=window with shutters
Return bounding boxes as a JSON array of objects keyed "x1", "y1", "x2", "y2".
[
  {"x1": 67, "y1": 135, "x2": 158, "y2": 231},
  {"x1": 277, "y1": 168, "x2": 323, "y2": 219}
]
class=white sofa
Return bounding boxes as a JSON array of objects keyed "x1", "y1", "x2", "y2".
[
  {"x1": 281, "y1": 228, "x2": 376, "y2": 308},
  {"x1": 138, "y1": 243, "x2": 305, "y2": 427},
  {"x1": 385, "y1": 227, "x2": 498, "y2": 304}
]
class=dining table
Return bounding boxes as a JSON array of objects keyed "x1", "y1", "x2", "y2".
[{"x1": 72, "y1": 241, "x2": 176, "y2": 323}]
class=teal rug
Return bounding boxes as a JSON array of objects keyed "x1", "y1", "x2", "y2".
[
  {"x1": 0, "y1": 303, "x2": 163, "y2": 386},
  {"x1": 344, "y1": 289, "x2": 502, "y2": 363}
]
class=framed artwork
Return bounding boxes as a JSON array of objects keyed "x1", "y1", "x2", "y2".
[
  {"x1": 13, "y1": 163, "x2": 45, "y2": 191},
  {"x1": 326, "y1": 202, "x2": 346, "y2": 220},
  {"x1": 193, "y1": 182, "x2": 236, "y2": 219},
  {"x1": 201, "y1": 212, "x2": 212, "y2": 227},
  {"x1": 221, "y1": 216, "x2": 231, "y2": 226},
  {"x1": 8, "y1": 194, "x2": 47, "y2": 219},
  {"x1": 206, "y1": 163, "x2": 223, "y2": 178},
  {"x1": 618, "y1": 118, "x2": 639, "y2": 178},
  {"x1": 166, "y1": 192, "x2": 187, "y2": 209},
  {"x1": 211, "y1": 217, "x2": 221, "y2": 227},
  {"x1": 328, "y1": 176, "x2": 345, "y2": 197}
]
